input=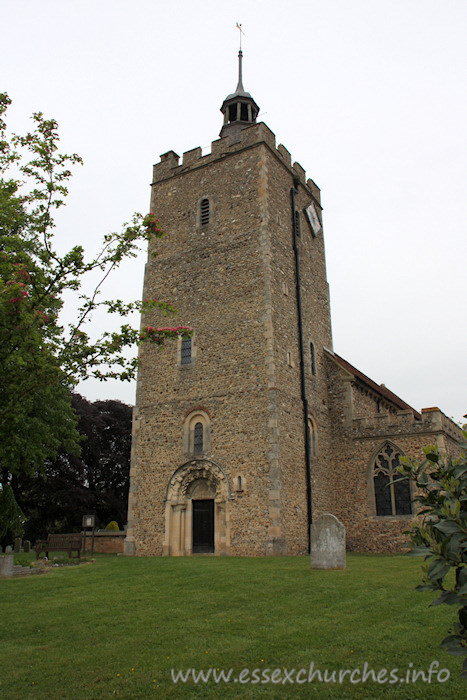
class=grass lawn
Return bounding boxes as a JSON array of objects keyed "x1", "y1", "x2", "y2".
[{"x1": 0, "y1": 553, "x2": 463, "y2": 699}]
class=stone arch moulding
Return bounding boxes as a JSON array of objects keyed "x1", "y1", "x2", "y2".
[
  {"x1": 162, "y1": 459, "x2": 232, "y2": 557},
  {"x1": 182, "y1": 408, "x2": 211, "y2": 456}
]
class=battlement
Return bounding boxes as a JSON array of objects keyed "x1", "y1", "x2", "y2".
[
  {"x1": 152, "y1": 122, "x2": 321, "y2": 203},
  {"x1": 352, "y1": 407, "x2": 462, "y2": 441},
  {"x1": 420, "y1": 407, "x2": 463, "y2": 441}
]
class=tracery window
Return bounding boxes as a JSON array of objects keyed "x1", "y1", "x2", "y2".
[{"x1": 373, "y1": 443, "x2": 412, "y2": 516}]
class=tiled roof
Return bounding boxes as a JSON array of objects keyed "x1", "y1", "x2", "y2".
[{"x1": 328, "y1": 350, "x2": 422, "y2": 420}]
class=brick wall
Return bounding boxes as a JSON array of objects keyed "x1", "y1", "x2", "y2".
[{"x1": 83, "y1": 532, "x2": 125, "y2": 554}]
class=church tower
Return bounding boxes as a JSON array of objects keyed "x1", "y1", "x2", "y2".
[{"x1": 124, "y1": 51, "x2": 336, "y2": 556}]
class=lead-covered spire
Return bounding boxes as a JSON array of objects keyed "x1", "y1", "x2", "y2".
[
  {"x1": 236, "y1": 49, "x2": 244, "y2": 92},
  {"x1": 220, "y1": 48, "x2": 260, "y2": 141}
]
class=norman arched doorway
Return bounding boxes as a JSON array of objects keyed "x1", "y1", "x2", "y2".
[{"x1": 163, "y1": 459, "x2": 231, "y2": 556}]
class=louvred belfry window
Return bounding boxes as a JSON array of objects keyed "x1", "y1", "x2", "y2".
[
  {"x1": 200, "y1": 198, "x2": 210, "y2": 226},
  {"x1": 295, "y1": 210, "x2": 301, "y2": 237},
  {"x1": 373, "y1": 444, "x2": 412, "y2": 516}
]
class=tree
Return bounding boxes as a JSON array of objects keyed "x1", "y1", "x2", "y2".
[
  {"x1": 0, "y1": 93, "x2": 190, "y2": 477},
  {"x1": 397, "y1": 435, "x2": 467, "y2": 677},
  {"x1": 0, "y1": 484, "x2": 25, "y2": 543},
  {"x1": 7, "y1": 394, "x2": 132, "y2": 541}
]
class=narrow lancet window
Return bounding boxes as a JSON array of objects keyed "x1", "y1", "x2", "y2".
[
  {"x1": 310, "y1": 342, "x2": 316, "y2": 376},
  {"x1": 181, "y1": 337, "x2": 192, "y2": 365},
  {"x1": 194, "y1": 422, "x2": 204, "y2": 454},
  {"x1": 308, "y1": 418, "x2": 318, "y2": 457}
]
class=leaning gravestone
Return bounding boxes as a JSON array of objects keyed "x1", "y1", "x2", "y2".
[
  {"x1": 5, "y1": 545, "x2": 12, "y2": 554},
  {"x1": 310, "y1": 513, "x2": 346, "y2": 569},
  {"x1": 14, "y1": 537, "x2": 22, "y2": 553},
  {"x1": 23, "y1": 540, "x2": 31, "y2": 553}
]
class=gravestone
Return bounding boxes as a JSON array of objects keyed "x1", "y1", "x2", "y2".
[
  {"x1": 5, "y1": 545, "x2": 12, "y2": 554},
  {"x1": 23, "y1": 540, "x2": 31, "y2": 553},
  {"x1": 0, "y1": 555, "x2": 14, "y2": 578},
  {"x1": 310, "y1": 513, "x2": 346, "y2": 569},
  {"x1": 14, "y1": 537, "x2": 22, "y2": 553}
]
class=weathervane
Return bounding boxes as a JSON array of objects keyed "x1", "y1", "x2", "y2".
[{"x1": 236, "y1": 22, "x2": 244, "y2": 51}]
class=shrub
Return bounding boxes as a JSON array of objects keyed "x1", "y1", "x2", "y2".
[
  {"x1": 105, "y1": 521, "x2": 120, "y2": 531},
  {"x1": 397, "y1": 433, "x2": 467, "y2": 677}
]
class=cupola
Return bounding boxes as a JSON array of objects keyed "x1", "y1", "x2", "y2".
[{"x1": 220, "y1": 50, "x2": 260, "y2": 142}]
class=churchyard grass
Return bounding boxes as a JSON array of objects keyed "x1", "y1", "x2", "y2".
[{"x1": 0, "y1": 554, "x2": 463, "y2": 699}]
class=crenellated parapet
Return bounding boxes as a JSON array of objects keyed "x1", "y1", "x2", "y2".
[
  {"x1": 352, "y1": 407, "x2": 462, "y2": 441},
  {"x1": 420, "y1": 407, "x2": 463, "y2": 441},
  {"x1": 152, "y1": 122, "x2": 321, "y2": 204}
]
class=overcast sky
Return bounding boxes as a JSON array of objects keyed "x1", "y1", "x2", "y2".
[{"x1": 3, "y1": 0, "x2": 466, "y2": 424}]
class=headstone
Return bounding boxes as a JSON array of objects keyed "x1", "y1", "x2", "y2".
[
  {"x1": 14, "y1": 537, "x2": 22, "y2": 553},
  {"x1": 23, "y1": 540, "x2": 31, "y2": 553},
  {"x1": 310, "y1": 513, "x2": 346, "y2": 569},
  {"x1": 0, "y1": 555, "x2": 14, "y2": 578},
  {"x1": 5, "y1": 545, "x2": 12, "y2": 554}
]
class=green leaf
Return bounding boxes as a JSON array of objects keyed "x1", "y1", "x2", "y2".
[
  {"x1": 434, "y1": 520, "x2": 464, "y2": 535},
  {"x1": 427, "y1": 558, "x2": 450, "y2": 581},
  {"x1": 418, "y1": 471, "x2": 429, "y2": 486},
  {"x1": 445, "y1": 646, "x2": 467, "y2": 657},
  {"x1": 441, "y1": 634, "x2": 464, "y2": 647},
  {"x1": 431, "y1": 591, "x2": 460, "y2": 606},
  {"x1": 408, "y1": 546, "x2": 432, "y2": 557}
]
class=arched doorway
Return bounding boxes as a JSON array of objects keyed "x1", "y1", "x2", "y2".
[{"x1": 163, "y1": 459, "x2": 231, "y2": 556}]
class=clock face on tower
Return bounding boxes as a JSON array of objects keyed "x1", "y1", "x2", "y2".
[{"x1": 305, "y1": 202, "x2": 322, "y2": 237}]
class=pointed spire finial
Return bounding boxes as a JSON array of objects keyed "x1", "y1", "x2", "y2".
[
  {"x1": 236, "y1": 22, "x2": 244, "y2": 50},
  {"x1": 235, "y1": 23, "x2": 245, "y2": 92},
  {"x1": 220, "y1": 25, "x2": 259, "y2": 140}
]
